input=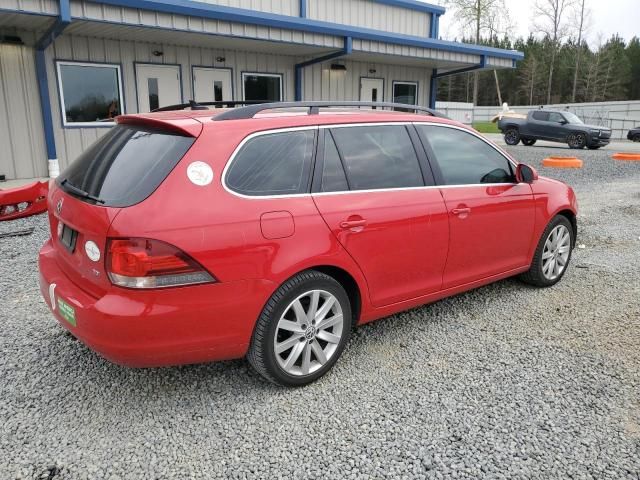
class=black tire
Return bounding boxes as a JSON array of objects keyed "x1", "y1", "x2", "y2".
[
  {"x1": 522, "y1": 138, "x2": 537, "y2": 146},
  {"x1": 504, "y1": 128, "x2": 521, "y2": 145},
  {"x1": 632, "y1": 134, "x2": 640, "y2": 142},
  {"x1": 567, "y1": 132, "x2": 587, "y2": 149},
  {"x1": 247, "y1": 270, "x2": 352, "y2": 387},
  {"x1": 519, "y1": 215, "x2": 574, "y2": 288},
  {"x1": 587, "y1": 145, "x2": 601, "y2": 150}
]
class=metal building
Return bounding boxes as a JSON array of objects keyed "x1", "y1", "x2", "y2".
[{"x1": 0, "y1": 0, "x2": 522, "y2": 180}]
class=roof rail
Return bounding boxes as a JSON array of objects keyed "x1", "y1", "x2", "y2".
[
  {"x1": 212, "y1": 101, "x2": 447, "y2": 121},
  {"x1": 151, "y1": 100, "x2": 269, "y2": 112}
]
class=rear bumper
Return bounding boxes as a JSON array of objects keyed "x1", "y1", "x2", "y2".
[{"x1": 39, "y1": 239, "x2": 272, "y2": 367}]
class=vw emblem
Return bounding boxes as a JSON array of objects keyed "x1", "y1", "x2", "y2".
[{"x1": 56, "y1": 198, "x2": 64, "y2": 215}]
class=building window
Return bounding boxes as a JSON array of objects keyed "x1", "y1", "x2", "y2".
[
  {"x1": 56, "y1": 61, "x2": 124, "y2": 126},
  {"x1": 242, "y1": 73, "x2": 282, "y2": 102},
  {"x1": 393, "y1": 81, "x2": 418, "y2": 110}
]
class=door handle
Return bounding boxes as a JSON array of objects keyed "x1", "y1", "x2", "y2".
[
  {"x1": 451, "y1": 207, "x2": 471, "y2": 215},
  {"x1": 340, "y1": 219, "x2": 367, "y2": 229}
]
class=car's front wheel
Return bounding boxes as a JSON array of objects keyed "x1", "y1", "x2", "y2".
[
  {"x1": 522, "y1": 138, "x2": 536, "y2": 146},
  {"x1": 247, "y1": 270, "x2": 352, "y2": 386},
  {"x1": 504, "y1": 128, "x2": 520, "y2": 145},
  {"x1": 632, "y1": 133, "x2": 640, "y2": 142},
  {"x1": 587, "y1": 145, "x2": 601, "y2": 150},
  {"x1": 520, "y1": 215, "x2": 574, "y2": 287},
  {"x1": 567, "y1": 132, "x2": 587, "y2": 149}
]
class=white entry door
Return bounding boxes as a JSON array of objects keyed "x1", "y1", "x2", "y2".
[
  {"x1": 360, "y1": 78, "x2": 384, "y2": 106},
  {"x1": 136, "y1": 64, "x2": 182, "y2": 112},
  {"x1": 193, "y1": 67, "x2": 233, "y2": 104}
]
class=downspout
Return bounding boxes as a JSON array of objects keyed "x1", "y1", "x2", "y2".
[
  {"x1": 428, "y1": 14, "x2": 440, "y2": 109},
  {"x1": 295, "y1": 36, "x2": 352, "y2": 102},
  {"x1": 299, "y1": 0, "x2": 307, "y2": 18},
  {"x1": 35, "y1": 0, "x2": 71, "y2": 178}
]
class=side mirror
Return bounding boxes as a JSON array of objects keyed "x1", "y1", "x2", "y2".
[
  {"x1": 516, "y1": 163, "x2": 538, "y2": 184},
  {"x1": 560, "y1": 119, "x2": 568, "y2": 125}
]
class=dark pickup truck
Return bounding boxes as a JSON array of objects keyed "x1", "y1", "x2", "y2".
[{"x1": 498, "y1": 110, "x2": 611, "y2": 149}]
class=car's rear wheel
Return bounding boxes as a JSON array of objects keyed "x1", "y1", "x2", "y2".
[
  {"x1": 504, "y1": 128, "x2": 520, "y2": 145},
  {"x1": 520, "y1": 215, "x2": 574, "y2": 287},
  {"x1": 567, "y1": 132, "x2": 587, "y2": 149},
  {"x1": 632, "y1": 133, "x2": 640, "y2": 142},
  {"x1": 247, "y1": 270, "x2": 351, "y2": 386},
  {"x1": 521, "y1": 138, "x2": 536, "y2": 146}
]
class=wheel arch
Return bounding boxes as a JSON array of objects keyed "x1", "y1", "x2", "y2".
[
  {"x1": 308, "y1": 265, "x2": 362, "y2": 326},
  {"x1": 556, "y1": 209, "x2": 578, "y2": 247}
]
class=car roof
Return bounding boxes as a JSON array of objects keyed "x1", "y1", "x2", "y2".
[{"x1": 117, "y1": 108, "x2": 466, "y2": 136}]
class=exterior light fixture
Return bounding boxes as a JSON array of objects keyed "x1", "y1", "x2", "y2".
[
  {"x1": 216, "y1": 56, "x2": 226, "y2": 62},
  {"x1": 152, "y1": 50, "x2": 164, "y2": 57},
  {"x1": 330, "y1": 64, "x2": 347, "y2": 72}
]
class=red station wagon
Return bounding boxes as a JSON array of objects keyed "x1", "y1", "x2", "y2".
[{"x1": 39, "y1": 101, "x2": 578, "y2": 386}]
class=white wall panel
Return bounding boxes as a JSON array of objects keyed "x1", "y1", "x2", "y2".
[
  {"x1": 300, "y1": 58, "x2": 432, "y2": 108},
  {"x1": 0, "y1": 43, "x2": 47, "y2": 180},
  {"x1": 308, "y1": 0, "x2": 430, "y2": 37},
  {"x1": 0, "y1": 0, "x2": 58, "y2": 15}
]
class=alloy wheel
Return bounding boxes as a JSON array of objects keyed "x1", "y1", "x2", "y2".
[
  {"x1": 568, "y1": 133, "x2": 585, "y2": 148},
  {"x1": 274, "y1": 290, "x2": 344, "y2": 376},
  {"x1": 542, "y1": 225, "x2": 571, "y2": 280}
]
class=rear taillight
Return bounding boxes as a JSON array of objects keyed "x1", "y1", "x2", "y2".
[{"x1": 106, "y1": 238, "x2": 215, "y2": 289}]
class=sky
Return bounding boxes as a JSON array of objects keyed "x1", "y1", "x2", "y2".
[{"x1": 435, "y1": 0, "x2": 639, "y2": 47}]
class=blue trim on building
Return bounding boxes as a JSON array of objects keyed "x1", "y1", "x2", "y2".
[
  {"x1": 433, "y1": 55, "x2": 487, "y2": 79},
  {"x1": 429, "y1": 55, "x2": 488, "y2": 109},
  {"x1": 374, "y1": 0, "x2": 445, "y2": 15},
  {"x1": 35, "y1": 0, "x2": 71, "y2": 162},
  {"x1": 88, "y1": 0, "x2": 523, "y2": 60},
  {"x1": 295, "y1": 37, "x2": 352, "y2": 101},
  {"x1": 299, "y1": 0, "x2": 307, "y2": 18},
  {"x1": 428, "y1": 69, "x2": 437, "y2": 109}
]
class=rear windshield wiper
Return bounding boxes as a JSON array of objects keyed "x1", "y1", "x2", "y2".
[{"x1": 60, "y1": 179, "x2": 105, "y2": 204}]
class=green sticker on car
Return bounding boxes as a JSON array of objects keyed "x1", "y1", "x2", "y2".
[{"x1": 57, "y1": 297, "x2": 76, "y2": 327}]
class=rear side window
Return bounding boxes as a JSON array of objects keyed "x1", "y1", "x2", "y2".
[
  {"x1": 58, "y1": 124, "x2": 195, "y2": 207},
  {"x1": 329, "y1": 125, "x2": 424, "y2": 191},
  {"x1": 226, "y1": 130, "x2": 315, "y2": 196},
  {"x1": 417, "y1": 125, "x2": 515, "y2": 185}
]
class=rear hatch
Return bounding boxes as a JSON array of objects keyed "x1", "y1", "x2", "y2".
[{"x1": 49, "y1": 118, "x2": 199, "y2": 297}]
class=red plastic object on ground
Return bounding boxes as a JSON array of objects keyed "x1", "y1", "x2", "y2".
[{"x1": 0, "y1": 181, "x2": 49, "y2": 221}]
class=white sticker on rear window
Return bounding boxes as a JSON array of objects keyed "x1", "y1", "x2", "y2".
[{"x1": 187, "y1": 161, "x2": 214, "y2": 186}]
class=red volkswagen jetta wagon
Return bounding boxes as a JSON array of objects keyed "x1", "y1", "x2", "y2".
[{"x1": 39, "y1": 102, "x2": 578, "y2": 386}]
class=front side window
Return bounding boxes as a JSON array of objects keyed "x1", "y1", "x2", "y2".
[
  {"x1": 57, "y1": 62, "x2": 123, "y2": 126},
  {"x1": 243, "y1": 73, "x2": 282, "y2": 102},
  {"x1": 393, "y1": 82, "x2": 418, "y2": 110},
  {"x1": 548, "y1": 112, "x2": 565, "y2": 123},
  {"x1": 417, "y1": 125, "x2": 515, "y2": 185},
  {"x1": 226, "y1": 130, "x2": 315, "y2": 196},
  {"x1": 329, "y1": 125, "x2": 424, "y2": 191}
]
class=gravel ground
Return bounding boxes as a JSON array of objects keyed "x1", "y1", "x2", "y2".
[{"x1": 1, "y1": 145, "x2": 639, "y2": 480}]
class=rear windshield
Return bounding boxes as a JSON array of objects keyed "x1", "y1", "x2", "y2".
[{"x1": 57, "y1": 124, "x2": 195, "y2": 207}]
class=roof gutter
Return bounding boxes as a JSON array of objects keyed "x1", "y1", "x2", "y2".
[
  {"x1": 295, "y1": 37, "x2": 353, "y2": 101},
  {"x1": 35, "y1": 0, "x2": 71, "y2": 178}
]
